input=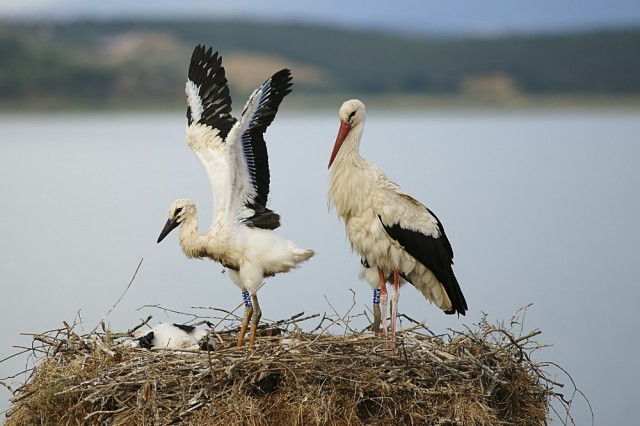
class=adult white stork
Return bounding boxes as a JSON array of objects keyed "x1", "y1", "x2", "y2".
[
  {"x1": 158, "y1": 45, "x2": 314, "y2": 347},
  {"x1": 327, "y1": 99, "x2": 467, "y2": 346}
]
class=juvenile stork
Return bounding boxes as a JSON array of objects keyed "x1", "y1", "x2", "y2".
[
  {"x1": 135, "y1": 323, "x2": 214, "y2": 351},
  {"x1": 327, "y1": 99, "x2": 467, "y2": 346},
  {"x1": 158, "y1": 45, "x2": 314, "y2": 347}
]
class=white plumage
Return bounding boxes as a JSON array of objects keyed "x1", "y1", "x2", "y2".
[
  {"x1": 158, "y1": 45, "x2": 314, "y2": 347},
  {"x1": 134, "y1": 323, "x2": 214, "y2": 351},
  {"x1": 328, "y1": 99, "x2": 467, "y2": 345}
]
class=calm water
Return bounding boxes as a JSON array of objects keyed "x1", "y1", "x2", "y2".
[{"x1": 1, "y1": 109, "x2": 639, "y2": 424}]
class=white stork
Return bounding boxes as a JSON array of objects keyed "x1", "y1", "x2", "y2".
[
  {"x1": 135, "y1": 323, "x2": 215, "y2": 351},
  {"x1": 158, "y1": 45, "x2": 314, "y2": 347},
  {"x1": 327, "y1": 99, "x2": 467, "y2": 346}
]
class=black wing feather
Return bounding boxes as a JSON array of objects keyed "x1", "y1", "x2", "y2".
[
  {"x1": 137, "y1": 331, "x2": 155, "y2": 350},
  {"x1": 172, "y1": 323, "x2": 195, "y2": 333},
  {"x1": 241, "y1": 69, "x2": 293, "y2": 230},
  {"x1": 379, "y1": 215, "x2": 468, "y2": 315},
  {"x1": 187, "y1": 45, "x2": 236, "y2": 139}
]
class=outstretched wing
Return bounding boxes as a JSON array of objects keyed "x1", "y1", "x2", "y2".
[
  {"x1": 374, "y1": 178, "x2": 467, "y2": 315},
  {"x1": 184, "y1": 45, "x2": 237, "y2": 226},
  {"x1": 186, "y1": 45, "x2": 235, "y2": 133},
  {"x1": 232, "y1": 69, "x2": 293, "y2": 230}
]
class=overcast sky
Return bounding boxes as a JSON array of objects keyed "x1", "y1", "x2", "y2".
[{"x1": 1, "y1": 0, "x2": 640, "y2": 34}]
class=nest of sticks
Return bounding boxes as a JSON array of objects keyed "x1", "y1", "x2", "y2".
[{"x1": 3, "y1": 306, "x2": 579, "y2": 425}]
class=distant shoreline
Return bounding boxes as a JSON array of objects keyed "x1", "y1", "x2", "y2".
[
  {"x1": 3, "y1": 21, "x2": 639, "y2": 115},
  {"x1": 2, "y1": 94, "x2": 640, "y2": 114}
]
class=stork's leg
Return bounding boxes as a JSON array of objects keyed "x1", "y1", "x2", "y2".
[
  {"x1": 248, "y1": 293, "x2": 262, "y2": 346},
  {"x1": 378, "y1": 268, "x2": 388, "y2": 342},
  {"x1": 372, "y1": 288, "x2": 381, "y2": 336},
  {"x1": 237, "y1": 290, "x2": 253, "y2": 347},
  {"x1": 390, "y1": 268, "x2": 400, "y2": 348}
]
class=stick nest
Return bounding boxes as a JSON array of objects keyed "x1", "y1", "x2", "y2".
[{"x1": 3, "y1": 308, "x2": 574, "y2": 425}]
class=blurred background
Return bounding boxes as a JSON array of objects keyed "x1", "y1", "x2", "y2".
[
  {"x1": 1, "y1": 1, "x2": 639, "y2": 424},
  {"x1": 1, "y1": 0, "x2": 640, "y2": 110}
]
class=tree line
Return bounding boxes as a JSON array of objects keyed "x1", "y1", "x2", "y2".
[{"x1": 1, "y1": 20, "x2": 638, "y2": 107}]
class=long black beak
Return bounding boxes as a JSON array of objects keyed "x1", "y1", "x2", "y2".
[{"x1": 157, "y1": 217, "x2": 180, "y2": 243}]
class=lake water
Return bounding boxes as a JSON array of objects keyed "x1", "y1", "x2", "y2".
[{"x1": 1, "y1": 108, "x2": 639, "y2": 424}]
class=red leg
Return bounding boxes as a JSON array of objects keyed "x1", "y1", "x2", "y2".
[
  {"x1": 378, "y1": 268, "x2": 388, "y2": 344},
  {"x1": 390, "y1": 268, "x2": 400, "y2": 349}
]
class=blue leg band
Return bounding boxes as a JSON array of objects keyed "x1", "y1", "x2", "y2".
[
  {"x1": 242, "y1": 290, "x2": 252, "y2": 307},
  {"x1": 373, "y1": 288, "x2": 381, "y2": 305}
]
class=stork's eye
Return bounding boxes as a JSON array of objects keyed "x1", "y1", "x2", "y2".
[
  {"x1": 348, "y1": 111, "x2": 356, "y2": 121},
  {"x1": 175, "y1": 207, "x2": 183, "y2": 215}
]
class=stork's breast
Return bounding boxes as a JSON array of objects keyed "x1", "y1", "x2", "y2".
[{"x1": 345, "y1": 212, "x2": 391, "y2": 263}]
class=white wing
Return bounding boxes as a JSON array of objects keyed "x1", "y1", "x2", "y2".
[
  {"x1": 183, "y1": 46, "x2": 292, "y2": 231},
  {"x1": 184, "y1": 45, "x2": 237, "y2": 228},
  {"x1": 374, "y1": 173, "x2": 441, "y2": 239}
]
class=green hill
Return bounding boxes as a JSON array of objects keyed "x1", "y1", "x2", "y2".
[{"x1": 1, "y1": 20, "x2": 639, "y2": 108}]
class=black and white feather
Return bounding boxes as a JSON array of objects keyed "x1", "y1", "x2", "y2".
[{"x1": 184, "y1": 45, "x2": 292, "y2": 230}]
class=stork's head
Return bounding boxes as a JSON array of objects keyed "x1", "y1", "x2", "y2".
[
  {"x1": 157, "y1": 199, "x2": 196, "y2": 243},
  {"x1": 328, "y1": 99, "x2": 366, "y2": 169}
]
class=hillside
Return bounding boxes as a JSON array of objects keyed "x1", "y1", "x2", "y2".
[{"x1": 1, "y1": 20, "x2": 639, "y2": 108}]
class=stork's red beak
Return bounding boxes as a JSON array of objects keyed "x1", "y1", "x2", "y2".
[{"x1": 328, "y1": 120, "x2": 351, "y2": 168}]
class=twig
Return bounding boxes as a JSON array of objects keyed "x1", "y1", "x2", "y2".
[
  {"x1": 84, "y1": 406, "x2": 126, "y2": 420},
  {"x1": 191, "y1": 306, "x2": 243, "y2": 321},
  {"x1": 263, "y1": 312, "x2": 319, "y2": 330},
  {"x1": 94, "y1": 338, "x2": 121, "y2": 361},
  {"x1": 89, "y1": 258, "x2": 144, "y2": 335},
  {"x1": 0, "y1": 348, "x2": 33, "y2": 365},
  {"x1": 109, "y1": 315, "x2": 154, "y2": 339}
]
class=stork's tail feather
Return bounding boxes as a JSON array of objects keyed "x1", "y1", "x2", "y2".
[
  {"x1": 443, "y1": 274, "x2": 468, "y2": 316},
  {"x1": 245, "y1": 208, "x2": 281, "y2": 230},
  {"x1": 294, "y1": 249, "x2": 315, "y2": 263}
]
